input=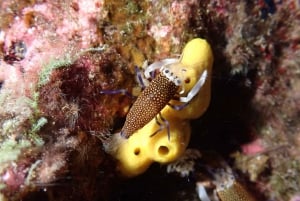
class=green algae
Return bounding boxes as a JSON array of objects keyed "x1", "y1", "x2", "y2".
[
  {"x1": 0, "y1": 138, "x2": 31, "y2": 170},
  {"x1": 38, "y1": 54, "x2": 73, "y2": 87}
]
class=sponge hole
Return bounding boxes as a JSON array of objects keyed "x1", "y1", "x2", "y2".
[
  {"x1": 158, "y1": 146, "x2": 169, "y2": 155},
  {"x1": 185, "y1": 77, "x2": 191, "y2": 84},
  {"x1": 134, "y1": 148, "x2": 141, "y2": 155}
]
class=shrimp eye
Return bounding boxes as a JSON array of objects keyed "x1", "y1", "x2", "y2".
[
  {"x1": 164, "y1": 69, "x2": 170, "y2": 74},
  {"x1": 174, "y1": 78, "x2": 181, "y2": 86}
]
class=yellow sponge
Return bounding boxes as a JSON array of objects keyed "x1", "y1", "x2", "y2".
[
  {"x1": 161, "y1": 38, "x2": 213, "y2": 119},
  {"x1": 114, "y1": 117, "x2": 191, "y2": 177},
  {"x1": 108, "y1": 38, "x2": 213, "y2": 177}
]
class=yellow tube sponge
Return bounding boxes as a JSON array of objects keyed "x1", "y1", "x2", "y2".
[
  {"x1": 113, "y1": 117, "x2": 191, "y2": 177},
  {"x1": 161, "y1": 38, "x2": 213, "y2": 119},
  {"x1": 145, "y1": 117, "x2": 191, "y2": 164}
]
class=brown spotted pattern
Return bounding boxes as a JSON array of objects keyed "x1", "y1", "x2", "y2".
[
  {"x1": 217, "y1": 181, "x2": 256, "y2": 201},
  {"x1": 121, "y1": 73, "x2": 179, "y2": 138}
]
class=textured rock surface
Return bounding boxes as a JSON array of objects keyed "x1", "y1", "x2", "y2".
[{"x1": 0, "y1": 0, "x2": 299, "y2": 200}]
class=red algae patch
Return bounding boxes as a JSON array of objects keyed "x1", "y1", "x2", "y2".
[{"x1": 38, "y1": 48, "x2": 134, "y2": 134}]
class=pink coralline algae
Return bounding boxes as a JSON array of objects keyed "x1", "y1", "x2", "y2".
[
  {"x1": 0, "y1": 0, "x2": 104, "y2": 96},
  {"x1": 2, "y1": 167, "x2": 26, "y2": 191},
  {"x1": 290, "y1": 195, "x2": 300, "y2": 201},
  {"x1": 0, "y1": 1, "x2": 131, "y2": 199},
  {"x1": 146, "y1": 0, "x2": 199, "y2": 57}
]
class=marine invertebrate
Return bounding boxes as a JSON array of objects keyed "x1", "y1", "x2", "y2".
[
  {"x1": 112, "y1": 116, "x2": 191, "y2": 177},
  {"x1": 121, "y1": 38, "x2": 212, "y2": 139},
  {"x1": 207, "y1": 168, "x2": 257, "y2": 201},
  {"x1": 196, "y1": 178, "x2": 257, "y2": 201},
  {"x1": 106, "y1": 38, "x2": 213, "y2": 177},
  {"x1": 0, "y1": 0, "x2": 217, "y2": 199},
  {"x1": 167, "y1": 149, "x2": 257, "y2": 201},
  {"x1": 159, "y1": 37, "x2": 213, "y2": 120},
  {"x1": 120, "y1": 71, "x2": 181, "y2": 138}
]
